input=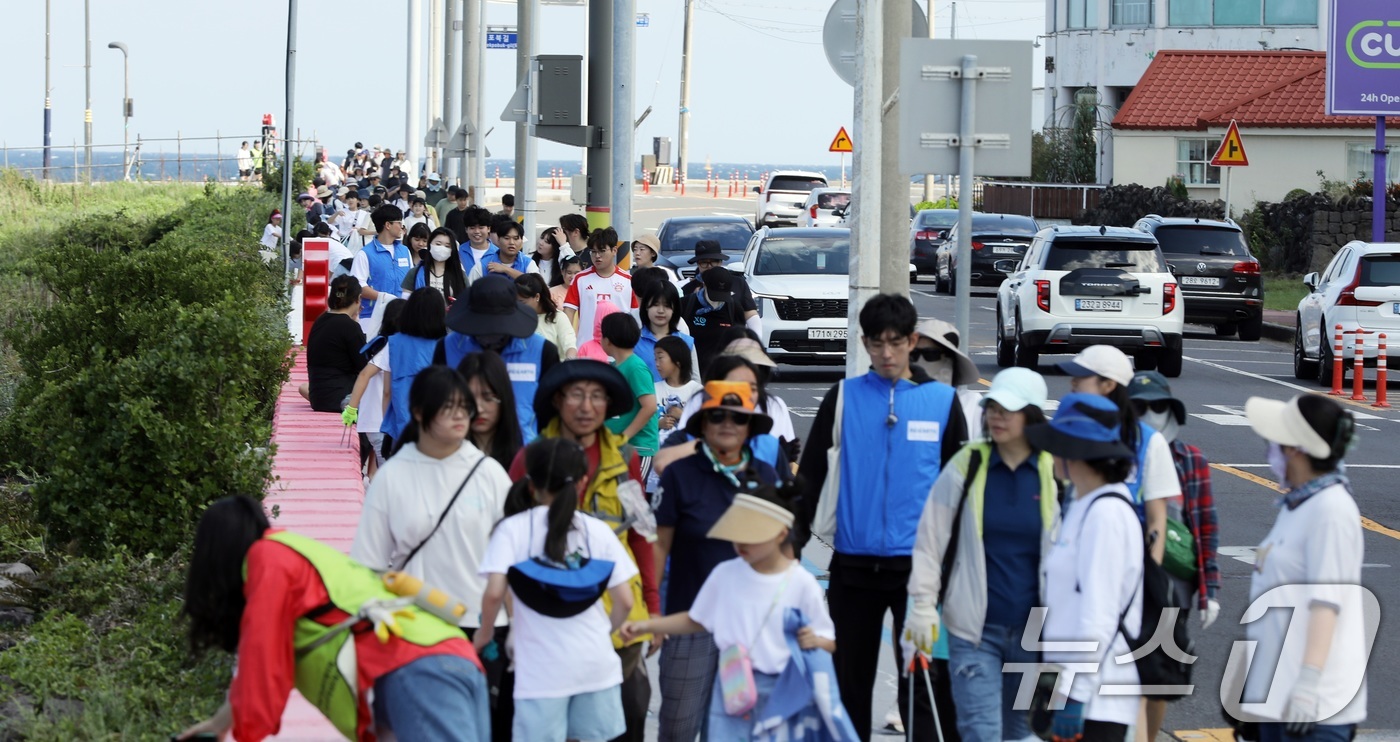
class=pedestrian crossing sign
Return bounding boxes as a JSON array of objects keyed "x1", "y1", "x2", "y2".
[
  {"x1": 1210, "y1": 120, "x2": 1249, "y2": 167},
  {"x1": 829, "y1": 127, "x2": 853, "y2": 153}
]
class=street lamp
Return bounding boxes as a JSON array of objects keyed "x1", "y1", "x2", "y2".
[{"x1": 107, "y1": 42, "x2": 130, "y2": 181}]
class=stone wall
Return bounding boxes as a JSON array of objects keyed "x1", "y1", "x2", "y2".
[{"x1": 1307, "y1": 202, "x2": 1400, "y2": 273}]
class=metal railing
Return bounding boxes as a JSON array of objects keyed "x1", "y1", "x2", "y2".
[{"x1": 0, "y1": 132, "x2": 323, "y2": 184}]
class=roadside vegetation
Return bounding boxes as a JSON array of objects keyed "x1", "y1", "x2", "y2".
[{"x1": 0, "y1": 170, "x2": 292, "y2": 739}]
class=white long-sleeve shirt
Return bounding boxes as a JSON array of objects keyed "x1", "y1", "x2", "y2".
[
  {"x1": 1040, "y1": 483, "x2": 1144, "y2": 725},
  {"x1": 350, "y1": 441, "x2": 513, "y2": 628}
]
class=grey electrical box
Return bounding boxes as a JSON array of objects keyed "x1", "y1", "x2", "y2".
[
  {"x1": 641, "y1": 154, "x2": 657, "y2": 173},
  {"x1": 653, "y1": 137, "x2": 671, "y2": 164},
  {"x1": 536, "y1": 55, "x2": 583, "y2": 127}
]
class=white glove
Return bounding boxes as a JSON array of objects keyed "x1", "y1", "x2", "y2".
[
  {"x1": 902, "y1": 599, "x2": 940, "y2": 661},
  {"x1": 1201, "y1": 598, "x2": 1220, "y2": 629},
  {"x1": 1283, "y1": 665, "x2": 1323, "y2": 736}
]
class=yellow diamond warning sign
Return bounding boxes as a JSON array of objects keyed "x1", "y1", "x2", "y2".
[
  {"x1": 828, "y1": 127, "x2": 853, "y2": 153},
  {"x1": 1210, "y1": 120, "x2": 1249, "y2": 167}
]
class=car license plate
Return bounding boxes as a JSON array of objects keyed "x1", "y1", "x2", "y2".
[
  {"x1": 1393, "y1": 302, "x2": 1400, "y2": 315},
  {"x1": 1075, "y1": 299, "x2": 1123, "y2": 311},
  {"x1": 808, "y1": 328, "x2": 846, "y2": 340},
  {"x1": 1180, "y1": 276, "x2": 1221, "y2": 287},
  {"x1": 993, "y1": 246, "x2": 1021, "y2": 255}
]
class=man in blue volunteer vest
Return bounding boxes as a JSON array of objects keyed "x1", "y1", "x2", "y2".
[
  {"x1": 472, "y1": 220, "x2": 539, "y2": 282},
  {"x1": 797, "y1": 293, "x2": 968, "y2": 741},
  {"x1": 456, "y1": 206, "x2": 496, "y2": 285},
  {"x1": 434, "y1": 274, "x2": 560, "y2": 442},
  {"x1": 348, "y1": 204, "x2": 412, "y2": 334}
]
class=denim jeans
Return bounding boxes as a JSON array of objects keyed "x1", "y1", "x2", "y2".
[
  {"x1": 947, "y1": 624, "x2": 1038, "y2": 742},
  {"x1": 371, "y1": 654, "x2": 492, "y2": 742}
]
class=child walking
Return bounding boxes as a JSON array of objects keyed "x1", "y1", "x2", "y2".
[
  {"x1": 621, "y1": 488, "x2": 836, "y2": 739},
  {"x1": 653, "y1": 335, "x2": 702, "y2": 436},
  {"x1": 477, "y1": 438, "x2": 638, "y2": 742},
  {"x1": 599, "y1": 313, "x2": 659, "y2": 469}
]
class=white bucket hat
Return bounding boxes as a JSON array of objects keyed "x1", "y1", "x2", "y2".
[
  {"x1": 1244, "y1": 395, "x2": 1339, "y2": 459},
  {"x1": 1057, "y1": 344, "x2": 1134, "y2": 387},
  {"x1": 982, "y1": 367, "x2": 1049, "y2": 412}
]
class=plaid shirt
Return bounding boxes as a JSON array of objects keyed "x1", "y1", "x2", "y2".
[{"x1": 1170, "y1": 439, "x2": 1220, "y2": 609}]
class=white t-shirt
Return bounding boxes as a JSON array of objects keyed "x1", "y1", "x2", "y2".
[
  {"x1": 563, "y1": 267, "x2": 638, "y2": 345},
  {"x1": 1040, "y1": 485, "x2": 1144, "y2": 725},
  {"x1": 1245, "y1": 483, "x2": 1368, "y2": 725},
  {"x1": 350, "y1": 442, "x2": 513, "y2": 628},
  {"x1": 479, "y1": 507, "x2": 639, "y2": 700},
  {"x1": 1134, "y1": 428, "x2": 1182, "y2": 502},
  {"x1": 260, "y1": 224, "x2": 281, "y2": 249},
  {"x1": 688, "y1": 559, "x2": 834, "y2": 675},
  {"x1": 357, "y1": 347, "x2": 390, "y2": 432},
  {"x1": 655, "y1": 380, "x2": 703, "y2": 417},
  {"x1": 237, "y1": 148, "x2": 253, "y2": 170}
]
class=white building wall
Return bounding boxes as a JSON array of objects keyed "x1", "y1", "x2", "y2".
[{"x1": 1112, "y1": 127, "x2": 1387, "y2": 213}]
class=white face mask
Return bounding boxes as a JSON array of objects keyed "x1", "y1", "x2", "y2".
[
  {"x1": 1267, "y1": 442, "x2": 1289, "y2": 485},
  {"x1": 429, "y1": 244, "x2": 453, "y2": 262},
  {"x1": 1140, "y1": 409, "x2": 1180, "y2": 443}
]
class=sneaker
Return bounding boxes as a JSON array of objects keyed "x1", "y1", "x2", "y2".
[{"x1": 882, "y1": 708, "x2": 905, "y2": 734}]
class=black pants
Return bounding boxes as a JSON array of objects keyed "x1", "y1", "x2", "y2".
[
  {"x1": 463, "y1": 625, "x2": 514, "y2": 742},
  {"x1": 1083, "y1": 720, "x2": 1129, "y2": 742},
  {"x1": 826, "y1": 553, "x2": 959, "y2": 742},
  {"x1": 610, "y1": 643, "x2": 651, "y2": 742}
]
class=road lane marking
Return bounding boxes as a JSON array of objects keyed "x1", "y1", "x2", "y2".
[
  {"x1": 1221, "y1": 463, "x2": 1400, "y2": 469},
  {"x1": 1210, "y1": 463, "x2": 1400, "y2": 541},
  {"x1": 1184, "y1": 355, "x2": 1397, "y2": 414}
]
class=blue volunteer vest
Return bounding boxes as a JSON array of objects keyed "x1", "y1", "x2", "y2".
[
  {"x1": 481, "y1": 247, "x2": 533, "y2": 275},
  {"x1": 835, "y1": 372, "x2": 956, "y2": 557},
  {"x1": 359, "y1": 238, "x2": 412, "y2": 318},
  {"x1": 1123, "y1": 420, "x2": 1154, "y2": 521},
  {"x1": 442, "y1": 331, "x2": 546, "y2": 442},
  {"x1": 381, "y1": 334, "x2": 439, "y2": 440}
]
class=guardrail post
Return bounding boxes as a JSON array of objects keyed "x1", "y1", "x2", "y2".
[
  {"x1": 1352, "y1": 330, "x2": 1367, "y2": 401},
  {"x1": 1331, "y1": 324, "x2": 1346, "y2": 396},
  {"x1": 1376, "y1": 334, "x2": 1390, "y2": 408}
]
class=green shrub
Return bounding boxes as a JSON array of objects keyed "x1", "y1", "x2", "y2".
[
  {"x1": 1284, "y1": 188, "x2": 1311, "y2": 201},
  {"x1": 915, "y1": 197, "x2": 957, "y2": 211},
  {"x1": 261, "y1": 157, "x2": 316, "y2": 195}
]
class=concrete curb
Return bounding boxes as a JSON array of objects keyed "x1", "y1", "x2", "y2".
[{"x1": 1260, "y1": 322, "x2": 1295, "y2": 343}]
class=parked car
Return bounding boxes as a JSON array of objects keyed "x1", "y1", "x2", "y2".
[
  {"x1": 910, "y1": 209, "x2": 959, "y2": 282},
  {"x1": 753, "y1": 171, "x2": 828, "y2": 228},
  {"x1": 799, "y1": 188, "x2": 851, "y2": 227},
  {"x1": 654, "y1": 215, "x2": 755, "y2": 282},
  {"x1": 1134, "y1": 215, "x2": 1264, "y2": 340},
  {"x1": 995, "y1": 225, "x2": 1185, "y2": 376},
  {"x1": 737, "y1": 227, "x2": 910, "y2": 365},
  {"x1": 833, "y1": 201, "x2": 917, "y2": 226},
  {"x1": 936, "y1": 213, "x2": 1040, "y2": 293},
  {"x1": 1293, "y1": 240, "x2": 1400, "y2": 386}
]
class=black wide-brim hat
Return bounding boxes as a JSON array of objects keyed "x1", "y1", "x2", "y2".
[
  {"x1": 445, "y1": 274, "x2": 538, "y2": 339},
  {"x1": 688, "y1": 239, "x2": 727, "y2": 264},
  {"x1": 534, "y1": 360, "x2": 635, "y2": 427}
]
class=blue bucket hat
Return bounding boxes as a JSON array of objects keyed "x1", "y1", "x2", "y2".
[{"x1": 1025, "y1": 393, "x2": 1132, "y2": 461}]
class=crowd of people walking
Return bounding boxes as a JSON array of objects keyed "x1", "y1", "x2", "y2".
[{"x1": 187, "y1": 164, "x2": 1369, "y2": 742}]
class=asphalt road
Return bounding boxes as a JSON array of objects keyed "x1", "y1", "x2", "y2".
[{"x1": 531, "y1": 191, "x2": 1399, "y2": 739}]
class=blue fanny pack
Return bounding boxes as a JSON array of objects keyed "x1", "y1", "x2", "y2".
[{"x1": 506, "y1": 514, "x2": 615, "y2": 618}]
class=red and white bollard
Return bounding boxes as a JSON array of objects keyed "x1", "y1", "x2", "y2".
[
  {"x1": 672, "y1": 172, "x2": 679, "y2": 193},
  {"x1": 1376, "y1": 334, "x2": 1390, "y2": 408},
  {"x1": 1331, "y1": 324, "x2": 1346, "y2": 396},
  {"x1": 743, "y1": 173, "x2": 749, "y2": 193},
  {"x1": 642, "y1": 170, "x2": 650, "y2": 195},
  {"x1": 1352, "y1": 331, "x2": 1368, "y2": 401},
  {"x1": 706, "y1": 173, "x2": 712, "y2": 194},
  {"x1": 680, "y1": 175, "x2": 685, "y2": 196},
  {"x1": 494, "y1": 166, "x2": 500, "y2": 188}
]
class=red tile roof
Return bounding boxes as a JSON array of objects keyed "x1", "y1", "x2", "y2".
[{"x1": 1112, "y1": 50, "x2": 1395, "y2": 130}]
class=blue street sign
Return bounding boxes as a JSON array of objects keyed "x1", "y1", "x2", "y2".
[
  {"x1": 487, "y1": 32, "x2": 518, "y2": 49},
  {"x1": 636, "y1": 13, "x2": 650, "y2": 27}
]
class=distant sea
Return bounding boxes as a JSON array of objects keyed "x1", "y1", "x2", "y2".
[{"x1": 1, "y1": 149, "x2": 938, "y2": 186}]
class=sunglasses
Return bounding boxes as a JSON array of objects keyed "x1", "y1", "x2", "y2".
[
  {"x1": 1131, "y1": 399, "x2": 1173, "y2": 415},
  {"x1": 910, "y1": 346, "x2": 945, "y2": 362},
  {"x1": 702, "y1": 409, "x2": 753, "y2": 426}
]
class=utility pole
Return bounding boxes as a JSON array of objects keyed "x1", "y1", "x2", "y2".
[
  {"x1": 847, "y1": 0, "x2": 884, "y2": 376},
  {"x1": 407, "y1": 0, "x2": 422, "y2": 179},
  {"x1": 473, "y1": 0, "x2": 488, "y2": 201},
  {"x1": 586, "y1": 0, "x2": 613, "y2": 231},
  {"x1": 281, "y1": 0, "x2": 299, "y2": 286},
  {"x1": 922, "y1": 0, "x2": 935, "y2": 202},
  {"x1": 461, "y1": 0, "x2": 481, "y2": 200},
  {"x1": 677, "y1": 0, "x2": 695, "y2": 190},
  {"x1": 84, "y1": 0, "x2": 92, "y2": 185},
  {"x1": 444, "y1": 0, "x2": 460, "y2": 184},
  {"x1": 612, "y1": 0, "x2": 635, "y2": 238},
  {"x1": 428, "y1": 0, "x2": 442, "y2": 174},
  {"x1": 516, "y1": 0, "x2": 538, "y2": 243},
  {"x1": 43, "y1": 0, "x2": 52, "y2": 181},
  {"x1": 879, "y1": 0, "x2": 912, "y2": 295},
  {"x1": 107, "y1": 42, "x2": 129, "y2": 181}
]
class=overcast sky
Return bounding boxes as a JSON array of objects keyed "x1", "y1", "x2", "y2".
[{"x1": 4, "y1": 0, "x2": 1044, "y2": 167}]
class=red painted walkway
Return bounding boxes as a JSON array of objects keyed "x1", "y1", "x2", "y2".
[{"x1": 265, "y1": 353, "x2": 362, "y2": 740}]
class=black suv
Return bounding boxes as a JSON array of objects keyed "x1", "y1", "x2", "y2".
[
  {"x1": 1133, "y1": 215, "x2": 1264, "y2": 340},
  {"x1": 937, "y1": 213, "x2": 1040, "y2": 293}
]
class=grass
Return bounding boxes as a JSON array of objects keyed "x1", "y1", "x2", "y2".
[{"x1": 1264, "y1": 273, "x2": 1309, "y2": 313}]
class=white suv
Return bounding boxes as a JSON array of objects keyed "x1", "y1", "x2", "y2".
[
  {"x1": 754, "y1": 171, "x2": 828, "y2": 228},
  {"x1": 1294, "y1": 240, "x2": 1400, "y2": 386},
  {"x1": 995, "y1": 226, "x2": 1185, "y2": 376}
]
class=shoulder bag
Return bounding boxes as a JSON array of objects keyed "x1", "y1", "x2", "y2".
[
  {"x1": 394, "y1": 456, "x2": 487, "y2": 571},
  {"x1": 810, "y1": 381, "x2": 844, "y2": 542},
  {"x1": 718, "y1": 570, "x2": 793, "y2": 716}
]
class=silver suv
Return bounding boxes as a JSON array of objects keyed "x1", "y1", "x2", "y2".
[{"x1": 754, "y1": 170, "x2": 827, "y2": 228}]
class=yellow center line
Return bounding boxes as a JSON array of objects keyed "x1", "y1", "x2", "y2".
[
  {"x1": 1210, "y1": 464, "x2": 1400, "y2": 541},
  {"x1": 1305, "y1": 388, "x2": 1392, "y2": 413},
  {"x1": 1173, "y1": 729, "x2": 1236, "y2": 742}
]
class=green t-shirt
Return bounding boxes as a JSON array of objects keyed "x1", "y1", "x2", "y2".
[{"x1": 605, "y1": 352, "x2": 660, "y2": 455}]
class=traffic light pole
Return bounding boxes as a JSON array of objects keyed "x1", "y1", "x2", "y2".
[
  {"x1": 611, "y1": 0, "x2": 635, "y2": 240},
  {"x1": 585, "y1": 0, "x2": 613, "y2": 233}
]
